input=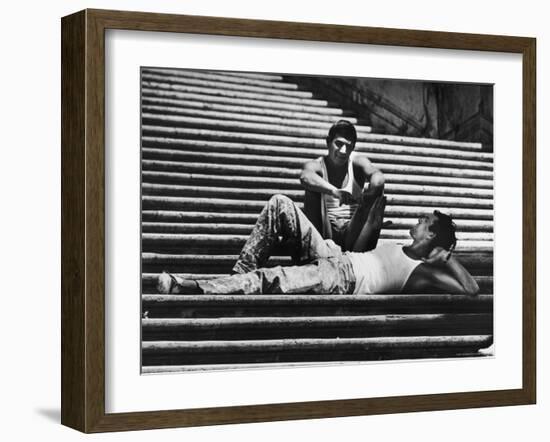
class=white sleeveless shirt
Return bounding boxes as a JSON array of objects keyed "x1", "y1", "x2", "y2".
[
  {"x1": 346, "y1": 243, "x2": 421, "y2": 294},
  {"x1": 320, "y1": 153, "x2": 363, "y2": 233}
]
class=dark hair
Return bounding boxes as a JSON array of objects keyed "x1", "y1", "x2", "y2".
[
  {"x1": 429, "y1": 210, "x2": 457, "y2": 251},
  {"x1": 327, "y1": 120, "x2": 357, "y2": 145}
]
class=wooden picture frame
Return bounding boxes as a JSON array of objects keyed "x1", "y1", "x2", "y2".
[{"x1": 61, "y1": 9, "x2": 536, "y2": 433}]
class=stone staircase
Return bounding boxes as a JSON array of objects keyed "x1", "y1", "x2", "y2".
[{"x1": 140, "y1": 68, "x2": 494, "y2": 371}]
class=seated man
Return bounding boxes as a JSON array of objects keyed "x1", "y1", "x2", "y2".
[
  {"x1": 157, "y1": 194, "x2": 479, "y2": 296},
  {"x1": 300, "y1": 120, "x2": 385, "y2": 251}
]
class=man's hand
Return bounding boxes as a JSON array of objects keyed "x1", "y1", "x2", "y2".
[
  {"x1": 331, "y1": 188, "x2": 356, "y2": 206},
  {"x1": 421, "y1": 246, "x2": 452, "y2": 267}
]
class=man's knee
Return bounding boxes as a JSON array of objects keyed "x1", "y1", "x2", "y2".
[
  {"x1": 366, "y1": 172, "x2": 385, "y2": 195},
  {"x1": 370, "y1": 171, "x2": 385, "y2": 189}
]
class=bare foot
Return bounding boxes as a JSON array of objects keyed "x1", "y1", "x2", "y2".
[{"x1": 157, "y1": 272, "x2": 174, "y2": 294}]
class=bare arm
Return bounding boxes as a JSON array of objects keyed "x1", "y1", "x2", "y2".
[
  {"x1": 407, "y1": 248, "x2": 480, "y2": 295},
  {"x1": 353, "y1": 154, "x2": 385, "y2": 192},
  {"x1": 300, "y1": 160, "x2": 335, "y2": 195},
  {"x1": 440, "y1": 255, "x2": 480, "y2": 295}
]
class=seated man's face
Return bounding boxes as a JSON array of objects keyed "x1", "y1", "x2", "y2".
[{"x1": 327, "y1": 135, "x2": 355, "y2": 166}]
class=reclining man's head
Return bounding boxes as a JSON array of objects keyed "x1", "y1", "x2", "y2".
[
  {"x1": 326, "y1": 120, "x2": 357, "y2": 166},
  {"x1": 410, "y1": 210, "x2": 457, "y2": 252}
]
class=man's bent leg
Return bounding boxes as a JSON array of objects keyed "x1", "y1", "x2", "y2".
[
  {"x1": 351, "y1": 196, "x2": 387, "y2": 252},
  {"x1": 344, "y1": 200, "x2": 375, "y2": 251},
  {"x1": 233, "y1": 194, "x2": 340, "y2": 274},
  {"x1": 344, "y1": 177, "x2": 385, "y2": 251}
]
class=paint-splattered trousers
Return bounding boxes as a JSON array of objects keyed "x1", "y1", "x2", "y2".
[{"x1": 196, "y1": 194, "x2": 355, "y2": 295}]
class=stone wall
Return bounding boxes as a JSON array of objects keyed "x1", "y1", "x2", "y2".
[{"x1": 284, "y1": 75, "x2": 493, "y2": 152}]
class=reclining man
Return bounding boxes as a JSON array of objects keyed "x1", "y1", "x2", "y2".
[
  {"x1": 300, "y1": 120, "x2": 385, "y2": 251},
  {"x1": 157, "y1": 194, "x2": 479, "y2": 296}
]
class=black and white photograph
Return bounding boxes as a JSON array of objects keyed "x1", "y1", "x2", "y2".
[{"x1": 140, "y1": 67, "x2": 494, "y2": 372}]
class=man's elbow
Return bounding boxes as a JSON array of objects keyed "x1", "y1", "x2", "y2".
[{"x1": 370, "y1": 170, "x2": 385, "y2": 189}]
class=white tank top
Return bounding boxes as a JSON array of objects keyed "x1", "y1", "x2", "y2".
[
  {"x1": 320, "y1": 153, "x2": 363, "y2": 228},
  {"x1": 346, "y1": 243, "x2": 421, "y2": 294}
]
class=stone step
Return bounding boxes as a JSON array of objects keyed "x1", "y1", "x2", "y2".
[
  {"x1": 141, "y1": 136, "x2": 492, "y2": 162},
  {"x1": 140, "y1": 223, "x2": 493, "y2": 243},
  {"x1": 141, "y1": 137, "x2": 492, "y2": 170},
  {"x1": 143, "y1": 210, "x2": 261, "y2": 224},
  {"x1": 141, "y1": 294, "x2": 494, "y2": 318},
  {"x1": 141, "y1": 104, "x2": 371, "y2": 136},
  {"x1": 142, "y1": 81, "x2": 331, "y2": 107},
  {"x1": 142, "y1": 172, "x2": 493, "y2": 199},
  {"x1": 141, "y1": 96, "x2": 358, "y2": 123},
  {"x1": 141, "y1": 196, "x2": 495, "y2": 219},
  {"x1": 141, "y1": 313, "x2": 493, "y2": 340},
  {"x1": 141, "y1": 212, "x2": 494, "y2": 231},
  {"x1": 141, "y1": 150, "x2": 493, "y2": 180},
  {"x1": 142, "y1": 160, "x2": 494, "y2": 185},
  {"x1": 141, "y1": 335, "x2": 493, "y2": 365},
  {"x1": 141, "y1": 124, "x2": 483, "y2": 151},
  {"x1": 141, "y1": 115, "x2": 376, "y2": 141},
  {"x1": 142, "y1": 88, "x2": 347, "y2": 115},
  {"x1": 142, "y1": 183, "x2": 304, "y2": 201},
  {"x1": 141, "y1": 105, "x2": 370, "y2": 132},
  {"x1": 142, "y1": 183, "x2": 493, "y2": 209},
  {"x1": 142, "y1": 72, "x2": 315, "y2": 98},
  {"x1": 141, "y1": 170, "x2": 493, "y2": 189},
  {"x1": 142, "y1": 67, "x2": 300, "y2": 90},
  {"x1": 140, "y1": 234, "x2": 493, "y2": 255},
  {"x1": 206, "y1": 71, "x2": 285, "y2": 81},
  {"x1": 141, "y1": 252, "x2": 493, "y2": 276}
]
